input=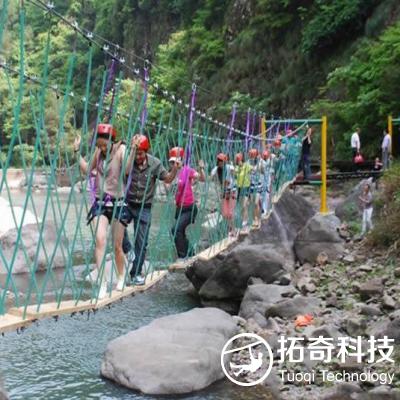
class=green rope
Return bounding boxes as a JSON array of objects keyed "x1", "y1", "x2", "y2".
[{"x1": 0, "y1": 5, "x2": 307, "y2": 318}]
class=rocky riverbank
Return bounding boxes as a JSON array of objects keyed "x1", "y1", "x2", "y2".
[
  {"x1": 185, "y1": 181, "x2": 399, "y2": 399},
  {"x1": 101, "y1": 180, "x2": 399, "y2": 399},
  {"x1": 223, "y1": 185, "x2": 400, "y2": 400}
]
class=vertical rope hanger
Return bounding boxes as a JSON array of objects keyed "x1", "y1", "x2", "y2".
[
  {"x1": 125, "y1": 61, "x2": 150, "y2": 198},
  {"x1": 244, "y1": 108, "x2": 251, "y2": 154},
  {"x1": 224, "y1": 102, "x2": 237, "y2": 157},
  {"x1": 184, "y1": 83, "x2": 197, "y2": 167},
  {"x1": 105, "y1": 58, "x2": 118, "y2": 123},
  {"x1": 251, "y1": 110, "x2": 257, "y2": 150},
  {"x1": 140, "y1": 60, "x2": 149, "y2": 134}
]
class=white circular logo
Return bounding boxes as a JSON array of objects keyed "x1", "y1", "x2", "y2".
[{"x1": 220, "y1": 333, "x2": 274, "y2": 387}]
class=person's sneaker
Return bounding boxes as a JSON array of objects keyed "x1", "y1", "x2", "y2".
[
  {"x1": 116, "y1": 276, "x2": 125, "y2": 291},
  {"x1": 85, "y1": 269, "x2": 98, "y2": 283},
  {"x1": 98, "y1": 280, "x2": 108, "y2": 299},
  {"x1": 133, "y1": 275, "x2": 146, "y2": 286}
]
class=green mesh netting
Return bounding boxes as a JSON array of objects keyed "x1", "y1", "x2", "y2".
[{"x1": 0, "y1": 1, "x2": 311, "y2": 318}]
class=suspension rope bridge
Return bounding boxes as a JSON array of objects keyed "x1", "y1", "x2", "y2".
[{"x1": 0, "y1": 0, "x2": 327, "y2": 333}]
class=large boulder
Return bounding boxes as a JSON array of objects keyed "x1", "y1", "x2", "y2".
[
  {"x1": 249, "y1": 190, "x2": 315, "y2": 246},
  {"x1": 185, "y1": 253, "x2": 223, "y2": 292},
  {"x1": 239, "y1": 283, "x2": 298, "y2": 327},
  {"x1": 101, "y1": 308, "x2": 238, "y2": 395},
  {"x1": 322, "y1": 382, "x2": 362, "y2": 400},
  {"x1": 335, "y1": 178, "x2": 372, "y2": 221},
  {"x1": 294, "y1": 213, "x2": 345, "y2": 264},
  {"x1": 0, "y1": 222, "x2": 68, "y2": 274},
  {"x1": 186, "y1": 190, "x2": 315, "y2": 312},
  {"x1": 265, "y1": 295, "x2": 321, "y2": 319},
  {"x1": 0, "y1": 197, "x2": 39, "y2": 237},
  {"x1": 384, "y1": 315, "x2": 400, "y2": 344},
  {"x1": 194, "y1": 244, "x2": 289, "y2": 313}
]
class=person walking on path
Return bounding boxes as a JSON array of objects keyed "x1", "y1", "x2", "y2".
[
  {"x1": 381, "y1": 130, "x2": 391, "y2": 170},
  {"x1": 351, "y1": 128, "x2": 361, "y2": 161},
  {"x1": 359, "y1": 183, "x2": 373, "y2": 236},
  {"x1": 373, "y1": 157, "x2": 383, "y2": 189}
]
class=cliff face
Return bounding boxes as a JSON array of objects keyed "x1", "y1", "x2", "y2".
[
  {"x1": 3, "y1": 0, "x2": 400, "y2": 158},
  {"x1": 110, "y1": 0, "x2": 400, "y2": 157}
]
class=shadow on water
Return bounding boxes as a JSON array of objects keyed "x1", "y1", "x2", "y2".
[{"x1": 0, "y1": 273, "x2": 275, "y2": 400}]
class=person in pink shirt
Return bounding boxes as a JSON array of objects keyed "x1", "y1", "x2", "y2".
[{"x1": 169, "y1": 147, "x2": 205, "y2": 259}]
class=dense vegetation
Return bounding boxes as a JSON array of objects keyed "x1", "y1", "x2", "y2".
[
  {"x1": 1, "y1": 0, "x2": 400, "y2": 162},
  {"x1": 370, "y1": 163, "x2": 400, "y2": 252}
]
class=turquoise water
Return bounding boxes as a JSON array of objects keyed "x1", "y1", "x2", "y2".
[{"x1": 0, "y1": 274, "x2": 274, "y2": 400}]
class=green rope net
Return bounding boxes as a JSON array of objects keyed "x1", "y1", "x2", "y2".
[{"x1": 0, "y1": 1, "x2": 308, "y2": 318}]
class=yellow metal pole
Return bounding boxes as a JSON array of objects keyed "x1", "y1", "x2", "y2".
[
  {"x1": 388, "y1": 115, "x2": 393, "y2": 153},
  {"x1": 320, "y1": 116, "x2": 328, "y2": 214}
]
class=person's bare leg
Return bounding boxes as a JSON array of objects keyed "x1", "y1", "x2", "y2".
[
  {"x1": 92, "y1": 215, "x2": 110, "y2": 298},
  {"x1": 93, "y1": 215, "x2": 109, "y2": 272},
  {"x1": 241, "y1": 196, "x2": 249, "y2": 226},
  {"x1": 254, "y1": 193, "x2": 261, "y2": 226},
  {"x1": 232, "y1": 198, "x2": 237, "y2": 225},
  {"x1": 112, "y1": 220, "x2": 126, "y2": 277}
]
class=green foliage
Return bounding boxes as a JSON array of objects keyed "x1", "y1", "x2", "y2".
[
  {"x1": 0, "y1": 151, "x2": 6, "y2": 165},
  {"x1": 301, "y1": 0, "x2": 376, "y2": 54},
  {"x1": 11, "y1": 144, "x2": 43, "y2": 167},
  {"x1": 369, "y1": 163, "x2": 400, "y2": 249},
  {"x1": 312, "y1": 21, "x2": 400, "y2": 158},
  {"x1": 2, "y1": 0, "x2": 400, "y2": 163}
]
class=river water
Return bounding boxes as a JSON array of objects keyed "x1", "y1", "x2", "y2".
[{"x1": 0, "y1": 273, "x2": 274, "y2": 400}]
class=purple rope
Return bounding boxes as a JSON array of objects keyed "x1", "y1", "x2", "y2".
[
  {"x1": 244, "y1": 108, "x2": 251, "y2": 153},
  {"x1": 105, "y1": 59, "x2": 117, "y2": 94},
  {"x1": 275, "y1": 120, "x2": 281, "y2": 139},
  {"x1": 184, "y1": 84, "x2": 197, "y2": 166},
  {"x1": 140, "y1": 66, "x2": 149, "y2": 132},
  {"x1": 106, "y1": 59, "x2": 118, "y2": 121},
  {"x1": 251, "y1": 111, "x2": 256, "y2": 150},
  {"x1": 87, "y1": 59, "x2": 118, "y2": 204},
  {"x1": 225, "y1": 103, "x2": 237, "y2": 155},
  {"x1": 267, "y1": 118, "x2": 273, "y2": 141},
  {"x1": 89, "y1": 174, "x2": 96, "y2": 204}
]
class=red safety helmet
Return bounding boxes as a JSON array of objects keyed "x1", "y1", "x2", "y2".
[
  {"x1": 235, "y1": 153, "x2": 243, "y2": 163},
  {"x1": 97, "y1": 123, "x2": 116, "y2": 140},
  {"x1": 248, "y1": 148, "x2": 258, "y2": 159},
  {"x1": 217, "y1": 153, "x2": 228, "y2": 162},
  {"x1": 169, "y1": 146, "x2": 184, "y2": 162},
  {"x1": 262, "y1": 150, "x2": 270, "y2": 160},
  {"x1": 136, "y1": 135, "x2": 150, "y2": 152},
  {"x1": 273, "y1": 139, "x2": 282, "y2": 148}
]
